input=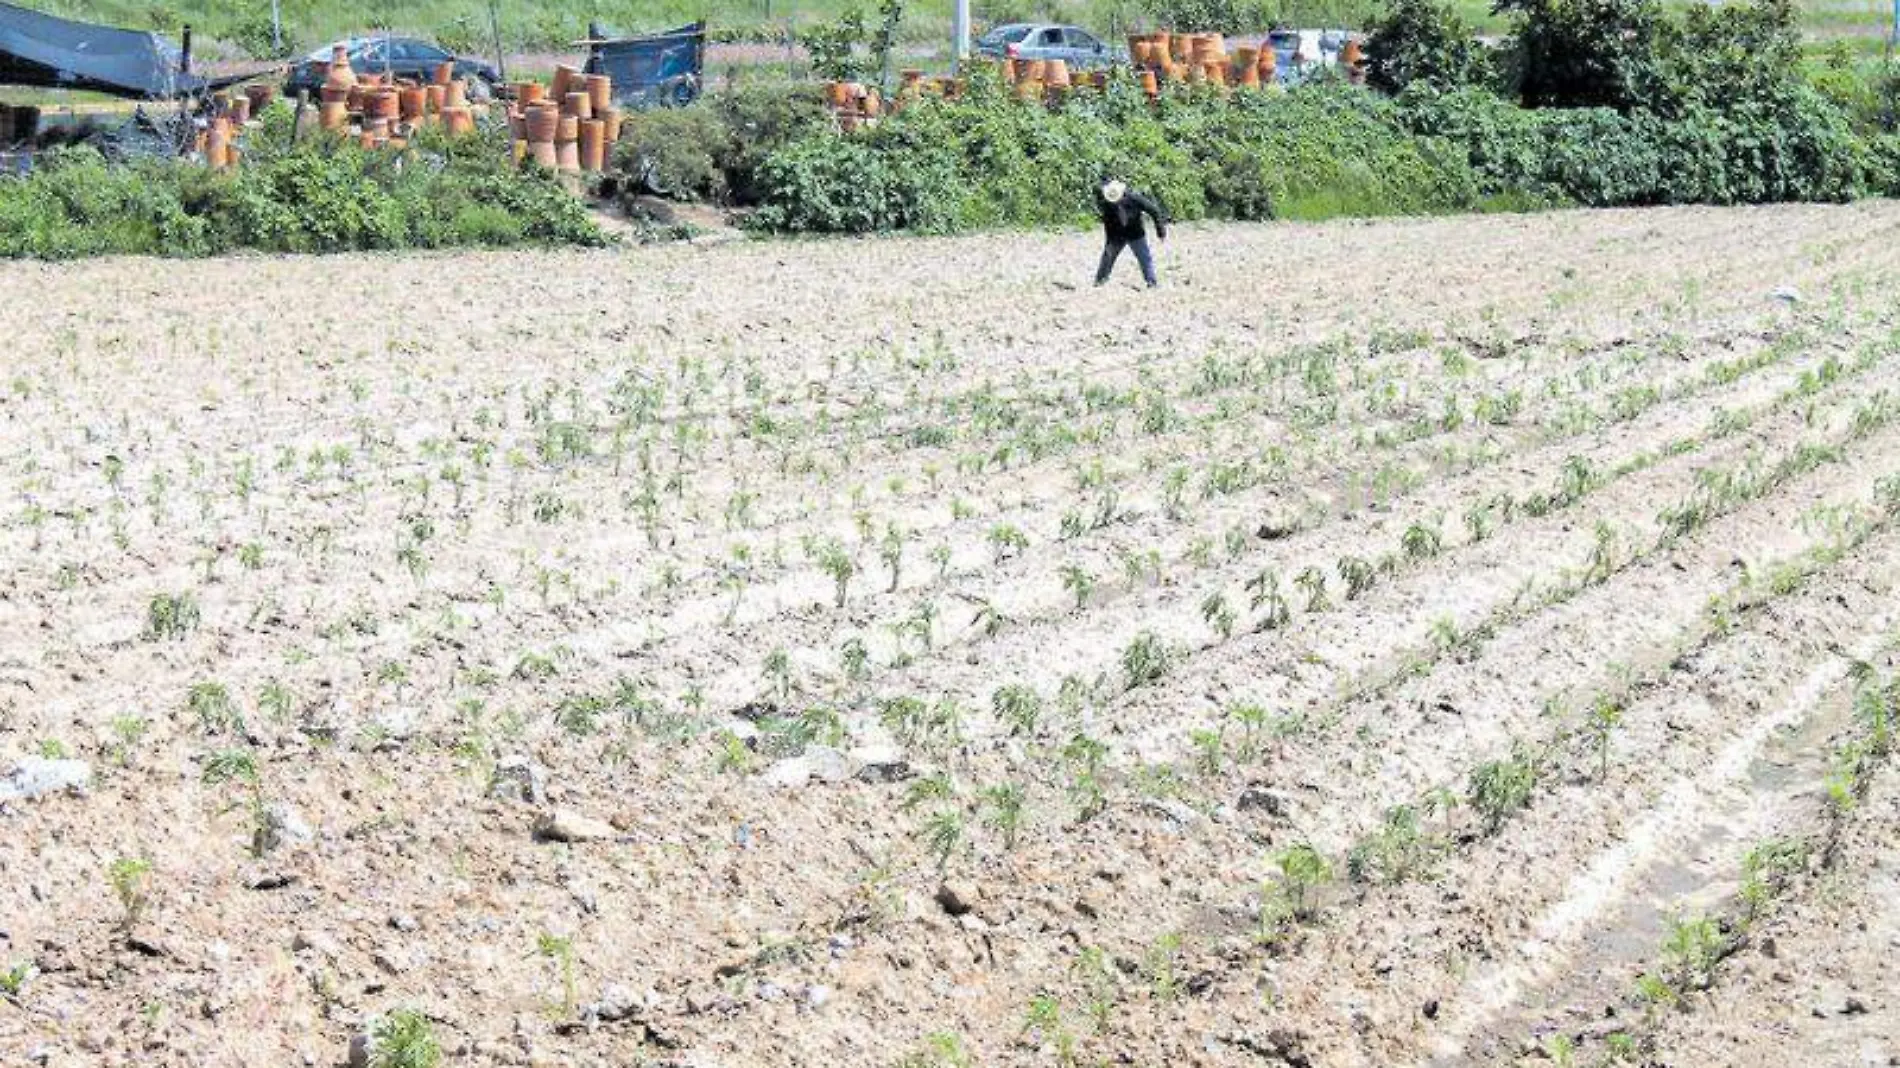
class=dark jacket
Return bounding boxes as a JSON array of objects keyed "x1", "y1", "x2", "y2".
[{"x1": 1097, "y1": 189, "x2": 1168, "y2": 243}]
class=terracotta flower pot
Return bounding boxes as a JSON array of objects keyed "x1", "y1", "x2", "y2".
[
  {"x1": 1342, "y1": 39, "x2": 1363, "y2": 67},
  {"x1": 530, "y1": 140, "x2": 558, "y2": 168},
  {"x1": 556, "y1": 139, "x2": 580, "y2": 173},
  {"x1": 425, "y1": 84, "x2": 446, "y2": 114},
  {"x1": 1044, "y1": 59, "x2": 1071, "y2": 88},
  {"x1": 318, "y1": 101, "x2": 348, "y2": 129},
  {"x1": 585, "y1": 74, "x2": 612, "y2": 112},
  {"x1": 1139, "y1": 69, "x2": 1159, "y2": 96},
  {"x1": 325, "y1": 45, "x2": 355, "y2": 90},
  {"x1": 442, "y1": 106, "x2": 475, "y2": 135},
  {"x1": 600, "y1": 105, "x2": 622, "y2": 144},
  {"x1": 826, "y1": 81, "x2": 851, "y2": 108},
  {"x1": 1259, "y1": 51, "x2": 1278, "y2": 81},
  {"x1": 556, "y1": 114, "x2": 579, "y2": 143},
  {"x1": 862, "y1": 88, "x2": 881, "y2": 115},
  {"x1": 563, "y1": 91, "x2": 592, "y2": 120},
  {"x1": 444, "y1": 80, "x2": 467, "y2": 109},
  {"x1": 399, "y1": 86, "x2": 426, "y2": 121},
  {"x1": 525, "y1": 103, "x2": 559, "y2": 142},
  {"x1": 550, "y1": 64, "x2": 580, "y2": 102},
  {"x1": 245, "y1": 84, "x2": 274, "y2": 114},
  {"x1": 516, "y1": 81, "x2": 545, "y2": 104},
  {"x1": 579, "y1": 118, "x2": 606, "y2": 171},
  {"x1": 319, "y1": 85, "x2": 349, "y2": 105},
  {"x1": 228, "y1": 97, "x2": 250, "y2": 125},
  {"x1": 435, "y1": 61, "x2": 454, "y2": 85},
  {"x1": 205, "y1": 126, "x2": 229, "y2": 168},
  {"x1": 359, "y1": 131, "x2": 378, "y2": 150},
  {"x1": 373, "y1": 88, "x2": 401, "y2": 122}
]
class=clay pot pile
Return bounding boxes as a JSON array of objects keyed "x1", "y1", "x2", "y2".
[
  {"x1": 311, "y1": 45, "x2": 485, "y2": 150},
  {"x1": 890, "y1": 69, "x2": 968, "y2": 113},
  {"x1": 193, "y1": 86, "x2": 278, "y2": 169},
  {"x1": 1126, "y1": 31, "x2": 1279, "y2": 96},
  {"x1": 507, "y1": 64, "x2": 618, "y2": 173},
  {"x1": 998, "y1": 59, "x2": 1112, "y2": 106}
]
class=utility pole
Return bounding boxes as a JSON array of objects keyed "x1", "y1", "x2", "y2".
[
  {"x1": 952, "y1": 0, "x2": 969, "y2": 72},
  {"x1": 270, "y1": 0, "x2": 281, "y2": 55}
]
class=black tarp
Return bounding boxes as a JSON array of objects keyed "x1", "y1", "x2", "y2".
[{"x1": 0, "y1": 1, "x2": 207, "y2": 98}]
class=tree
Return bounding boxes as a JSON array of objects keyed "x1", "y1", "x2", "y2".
[
  {"x1": 1494, "y1": 0, "x2": 1662, "y2": 111},
  {"x1": 1365, "y1": 0, "x2": 1493, "y2": 95}
]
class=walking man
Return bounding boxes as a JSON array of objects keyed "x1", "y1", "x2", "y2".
[{"x1": 1094, "y1": 177, "x2": 1167, "y2": 288}]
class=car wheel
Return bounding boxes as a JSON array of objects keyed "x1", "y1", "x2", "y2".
[{"x1": 668, "y1": 77, "x2": 699, "y2": 107}]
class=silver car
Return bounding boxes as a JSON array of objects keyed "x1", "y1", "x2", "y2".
[{"x1": 973, "y1": 23, "x2": 1120, "y2": 69}]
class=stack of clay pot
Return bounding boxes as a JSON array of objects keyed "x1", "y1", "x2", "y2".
[
  {"x1": 822, "y1": 80, "x2": 885, "y2": 131},
  {"x1": 307, "y1": 47, "x2": 486, "y2": 150},
  {"x1": 890, "y1": 69, "x2": 970, "y2": 112},
  {"x1": 507, "y1": 66, "x2": 616, "y2": 173},
  {"x1": 1126, "y1": 30, "x2": 1282, "y2": 98},
  {"x1": 1341, "y1": 39, "x2": 1367, "y2": 85}
]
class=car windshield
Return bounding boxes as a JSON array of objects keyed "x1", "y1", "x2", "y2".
[{"x1": 979, "y1": 25, "x2": 1034, "y2": 46}]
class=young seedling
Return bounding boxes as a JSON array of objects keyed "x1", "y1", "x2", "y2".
[
  {"x1": 1337, "y1": 555, "x2": 1377, "y2": 600},
  {"x1": 1059, "y1": 564, "x2": 1096, "y2": 611},
  {"x1": 1269, "y1": 842, "x2": 1331, "y2": 922},
  {"x1": 839, "y1": 637, "x2": 870, "y2": 682},
  {"x1": 1021, "y1": 993, "x2": 1078, "y2": 1066},
  {"x1": 1293, "y1": 565, "x2": 1330, "y2": 613},
  {"x1": 107, "y1": 856, "x2": 153, "y2": 935},
  {"x1": 1189, "y1": 728, "x2": 1224, "y2": 775},
  {"x1": 988, "y1": 524, "x2": 1029, "y2": 563},
  {"x1": 1584, "y1": 695, "x2": 1623, "y2": 781},
  {"x1": 367, "y1": 1008, "x2": 442, "y2": 1068},
  {"x1": 815, "y1": 539, "x2": 855, "y2": 608},
  {"x1": 1246, "y1": 569, "x2": 1290, "y2": 631},
  {"x1": 1200, "y1": 592, "x2": 1236, "y2": 640},
  {"x1": 1120, "y1": 631, "x2": 1172, "y2": 690},
  {"x1": 1468, "y1": 744, "x2": 1540, "y2": 835},
  {"x1": 880, "y1": 524, "x2": 905, "y2": 592},
  {"x1": 187, "y1": 682, "x2": 242, "y2": 735},
  {"x1": 144, "y1": 592, "x2": 200, "y2": 641},
  {"x1": 922, "y1": 808, "x2": 965, "y2": 872},
  {"x1": 992, "y1": 684, "x2": 1042, "y2": 737},
  {"x1": 536, "y1": 932, "x2": 578, "y2": 1018},
  {"x1": 980, "y1": 783, "x2": 1027, "y2": 851}
]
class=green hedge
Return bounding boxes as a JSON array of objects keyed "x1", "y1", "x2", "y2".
[
  {"x1": 0, "y1": 112, "x2": 601, "y2": 259},
  {"x1": 749, "y1": 73, "x2": 1487, "y2": 234}
]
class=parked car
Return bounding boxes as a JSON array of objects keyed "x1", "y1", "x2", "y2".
[
  {"x1": 284, "y1": 37, "x2": 499, "y2": 99},
  {"x1": 973, "y1": 23, "x2": 1121, "y2": 69}
]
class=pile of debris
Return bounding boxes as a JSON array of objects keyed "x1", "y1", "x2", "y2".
[{"x1": 503, "y1": 64, "x2": 621, "y2": 174}]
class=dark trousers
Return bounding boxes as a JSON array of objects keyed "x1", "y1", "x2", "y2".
[{"x1": 1096, "y1": 235, "x2": 1157, "y2": 287}]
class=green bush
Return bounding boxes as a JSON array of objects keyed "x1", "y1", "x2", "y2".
[
  {"x1": 609, "y1": 84, "x2": 830, "y2": 205},
  {"x1": 1365, "y1": 0, "x2": 1495, "y2": 95},
  {"x1": 0, "y1": 112, "x2": 601, "y2": 259}
]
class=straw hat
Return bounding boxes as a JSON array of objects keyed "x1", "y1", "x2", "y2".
[{"x1": 1101, "y1": 179, "x2": 1126, "y2": 203}]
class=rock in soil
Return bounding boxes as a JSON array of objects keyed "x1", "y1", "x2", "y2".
[
  {"x1": 935, "y1": 880, "x2": 982, "y2": 917},
  {"x1": 533, "y1": 809, "x2": 616, "y2": 843},
  {"x1": 0, "y1": 758, "x2": 92, "y2": 803}
]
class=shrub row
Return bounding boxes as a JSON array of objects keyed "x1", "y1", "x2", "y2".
[{"x1": 0, "y1": 114, "x2": 601, "y2": 259}]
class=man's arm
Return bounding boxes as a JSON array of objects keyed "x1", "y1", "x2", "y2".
[{"x1": 1133, "y1": 192, "x2": 1168, "y2": 239}]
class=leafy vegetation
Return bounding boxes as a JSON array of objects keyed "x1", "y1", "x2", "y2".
[{"x1": 0, "y1": 115, "x2": 598, "y2": 259}]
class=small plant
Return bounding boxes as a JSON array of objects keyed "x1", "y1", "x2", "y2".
[
  {"x1": 1142, "y1": 933, "x2": 1183, "y2": 1001},
  {"x1": 1655, "y1": 912, "x2": 1727, "y2": 993},
  {"x1": 987, "y1": 523, "x2": 1029, "y2": 563},
  {"x1": 815, "y1": 539, "x2": 855, "y2": 608},
  {"x1": 1346, "y1": 804, "x2": 1439, "y2": 885},
  {"x1": 880, "y1": 524, "x2": 905, "y2": 592},
  {"x1": 980, "y1": 782, "x2": 1027, "y2": 850},
  {"x1": 107, "y1": 856, "x2": 153, "y2": 934},
  {"x1": 992, "y1": 684, "x2": 1042, "y2": 737},
  {"x1": 1294, "y1": 565, "x2": 1330, "y2": 612},
  {"x1": 1584, "y1": 695, "x2": 1623, "y2": 780},
  {"x1": 896, "y1": 1032, "x2": 974, "y2": 1068},
  {"x1": 839, "y1": 636, "x2": 870, "y2": 681},
  {"x1": 1059, "y1": 564, "x2": 1096, "y2": 611},
  {"x1": 1738, "y1": 837, "x2": 1807, "y2": 922},
  {"x1": 1200, "y1": 592, "x2": 1236, "y2": 640},
  {"x1": 1269, "y1": 842, "x2": 1331, "y2": 921},
  {"x1": 1022, "y1": 993, "x2": 1078, "y2": 1066},
  {"x1": 1338, "y1": 555, "x2": 1377, "y2": 600},
  {"x1": 368, "y1": 1007, "x2": 442, "y2": 1068},
  {"x1": 1246, "y1": 569, "x2": 1290, "y2": 631},
  {"x1": 1400, "y1": 519, "x2": 1442, "y2": 561},
  {"x1": 1468, "y1": 744, "x2": 1540, "y2": 835},
  {"x1": 1120, "y1": 630, "x2": 1171, "y2": 690},
  {"x1": 187, "y1": 681, "x2": 243, "y2": 735},
  {"x1": 921, "y1": 808, "x2": 965, "y2": 872},
  {"x1": 0, "y1": 961, "x2": 32, "y2": 997},
  {"x1": 144, "y1": 592, "x2": 200, "y2": 640},
  {"x1": 536, "y1": 932, "x2": 578, "y2": 1018}
]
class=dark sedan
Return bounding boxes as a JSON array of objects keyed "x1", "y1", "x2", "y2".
[{"x1": 283, "y1": 37, "x2": 498, "y2": 99}]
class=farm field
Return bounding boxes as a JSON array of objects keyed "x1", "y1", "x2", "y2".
[{"x1": 3, "y1": 205, "x2": 1900, "y2": 1068}]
